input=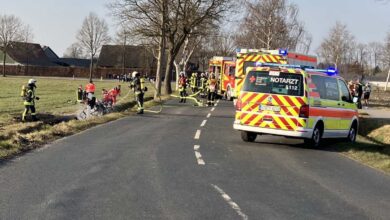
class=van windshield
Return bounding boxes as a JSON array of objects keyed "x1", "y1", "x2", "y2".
[{"x1": 243, "y1": 71, "x2": 304, "y2": 96}]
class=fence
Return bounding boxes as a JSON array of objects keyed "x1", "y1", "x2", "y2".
[{"x1": 1, "y1": 65, "x2": 156, "y2": 79}]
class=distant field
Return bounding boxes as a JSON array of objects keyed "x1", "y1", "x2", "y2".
[{"x1": 0, "y1": 76, "x2": 134, "y2": 125}]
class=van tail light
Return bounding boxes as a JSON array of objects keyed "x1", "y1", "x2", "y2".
[
  {"x1": 299, "y1": 105, "x2": 310, "y2": 118},
  {"x1": 236, "y1": 99, "x2": 243, "y2": 111}
]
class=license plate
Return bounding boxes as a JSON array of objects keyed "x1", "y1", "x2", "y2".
[{"x1": 260, "y1": 105, "x2": 281, "y2": 112}]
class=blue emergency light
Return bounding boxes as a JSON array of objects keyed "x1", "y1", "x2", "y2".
[
  {"x1": 278, "y1": 49, "x2": 288, "y2": 56},
  {"x1": 255, "y1": 62, "x2": 302, "y2": 69},
  {"x1": 305, "y1": 67, "x2": 338, "y2": 76}
]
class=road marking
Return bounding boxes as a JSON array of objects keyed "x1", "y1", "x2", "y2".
[
  {"x1": 194, "y1": 129, "x2": 201, "y2": 139},
  {"x1": 194, "y1": 145, "x2": 200, "y2": 151},
  {"x1": 207, "y1": 113, "x2": 211, "y2": 118},
  {"x1": 194, "y1": 150, "x2": 205, "y2": 165},
  {"x1": 200, "y1": 120, "x2": 207, "y2": 127},
  {"x1": 211, "y1": 184, "x2": 248, "y2": 220},
  {"x1": 211, "y1": 107, "x2": 215, "y2": 112}
]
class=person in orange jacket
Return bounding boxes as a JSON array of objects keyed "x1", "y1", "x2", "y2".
[{"x1": 85, "y1": 80, "x2": 96, "y2": 111}]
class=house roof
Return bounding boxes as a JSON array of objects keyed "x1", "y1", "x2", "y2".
[
  {"x1": 59, "y1": 58, "x2": 93, "y2": 68},
  {"x1": 5, "y1": 42, "x2": 58, "y2": 66},
  {"x1": 42, "y1": 46, "x2": 59, "y2": 61},
  {"x1": 97, "y1": 45, "x2": 155, "y2": 68}
]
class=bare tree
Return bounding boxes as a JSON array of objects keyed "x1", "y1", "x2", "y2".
[
  {"x1": 383, "y1": 32, "x2": 390, "y2": 90},
  {"x1": 317, "y1": 22, "x2": 355, "y2": 71},
  {"x1": 77, "y1": 12, "x2": 111, "y2": 81},
  {"x1": 109, "y1": 0, "x2": 168, "y2": 100},
  {"x1": 235, "y1": 0, "x2": 307, "y2": 50},
  {"x1": 0, "y1": 14, "x2": 24, "y2": 77},
  {"x1": 21, "y1": 24, "x2": 34, "y2": 75},
  {"x1": 63, "y1": 43, "x2": 84, "y2": 58},
  {"x1": 173, "y1": 34, "x2": 203, "y2": 89},
  {"x1": 368, "y1": 41, "x2": 383, "y2": 74},
  {"x1": 163, "y1": 0, "x2": 234, "y2": 94}
]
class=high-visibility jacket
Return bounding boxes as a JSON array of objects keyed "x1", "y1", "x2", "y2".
[
  {"x1": 199, "y1": 77, "x2": 207, "y2": 90},
  {"x1": 24, "y1": 87, "x2": 36, "y2": 106},
  {"x1": 85, "y1": 83, "x2": 96, "y2": 93},
  {"x1": 208, "y1": 79, "x2": 217, "y2": 92},
  {"x1": 190, "y1": 74, "x2": 197, "y2": 88}
]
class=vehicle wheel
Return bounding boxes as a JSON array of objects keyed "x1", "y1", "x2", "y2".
[
  {"x1": 347, "y1": 122, "x2": 357, "y2": 143},
  {"x1": 241, "y1": 131, "x2": 257, "y2": 142},
  {"x1": 304, "y1": 124, "x2": 323, "y2": 148}
]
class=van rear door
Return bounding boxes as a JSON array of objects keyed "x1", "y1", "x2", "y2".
[{"x1": 238, "y1": 70, "x2": 307, "y2": 131}]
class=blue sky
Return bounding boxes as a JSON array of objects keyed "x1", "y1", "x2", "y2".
[{"x1": 1, "y1": 0, "x2": 389, "y2": 56}]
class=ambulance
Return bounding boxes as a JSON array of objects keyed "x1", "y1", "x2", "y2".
[
  {"x1": 234, "y1": 49, "x2": 317, "y2": 100},
  {"x1": 208, "y1": 56, "x2": 236, "y2": 100},
  {"x1": 233, "y1": 63, "x2": 359, "y2": 147}
]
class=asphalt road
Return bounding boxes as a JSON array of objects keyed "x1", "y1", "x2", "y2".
[{"x1": 1, "y1": 99, "x2": 389, "y2": 220}]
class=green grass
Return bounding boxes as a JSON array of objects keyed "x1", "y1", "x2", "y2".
[
  {"x1": 0, "y1": 76, "x2": 133, "y2": 124},
  {"x1": 0, "y1": 76, "x2": 171, "y2": 159}
]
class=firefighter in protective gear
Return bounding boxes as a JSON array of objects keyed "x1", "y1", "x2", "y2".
[
  {"x1": 76, "y1": 85, "x2": 84, "y2": 103},
  {"x1": 190, "y1": 72, "x2": 198, "y2": 93},
  {"x1": 130, "y1": 71, "x2": 147, "y2": 114},
  {"x1": 198, "y1": 73, "x2": 207, "y2": 97},
  {"x1": 22, "y1": 79, "x2": 40, "y2": 122},
  {"x1": 207, "y1": 73, "x2": 217, "y2": 106},
  {"x1": 178, "y1": 72, "x2": 187, "y2": 103}
]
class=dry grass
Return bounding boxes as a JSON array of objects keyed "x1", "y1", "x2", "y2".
[
  {"x1": 328, "y1": 117, "x2": 390, "y2": 174},
  {"x1": 0, "y1": 75, "x2": 169, "y2": 159}
]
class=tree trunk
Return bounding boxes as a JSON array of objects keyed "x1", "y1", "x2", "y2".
[
  {"x1": 164, "y1": 50, "x2": 173, "y2": 95},
  {"x1": 2, "y1": 50, "x2": 6, "y2": 77},
  {"x1": 173, "y1": 60, "x2": 180, "y2": 90},
  {"x1": 155, "y1": 36, "x2": 165, "y2": 100},
  {"x1": 89, "y1": 55, "x2": 94, "y2": 81}
]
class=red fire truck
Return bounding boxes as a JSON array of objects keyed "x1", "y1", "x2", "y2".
[{"x1": 209, "y1": 56, "x2": 236, "y2": 100}]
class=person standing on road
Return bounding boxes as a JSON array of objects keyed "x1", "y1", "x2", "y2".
[
  {"x1": 130, "y1": 71, "x2": 147, "y2": 114},
  {"x1": 207, "y1": 73, "x2": 217, "y2": 106},
  {"x1": 22, "y1": 79, "x2": 40, "y2": 122},
  {"x1": 355, "y1": 79, "x2": 363, "y2": 109},
  {"x1": 190, "y1": 72, "x2": 198, "y2": 94},
  {"x1": 363, "y1": 82, "x2": 371, "y2": 108},
  {"x1": 178, "y1": 72, "x2": 187, "y2": 103}
]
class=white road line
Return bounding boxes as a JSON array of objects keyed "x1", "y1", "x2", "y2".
[
  {"x1": 211, "y1": 184, "x2": 248, "y2": 220},
  {"x1": 200, "y1": 120, "x2": 207, "y2": 127},
  {"x1": 211, "y1": 107, "x2": 215, "y2": 112},
  {"x1": 194, "y1": 145, "x2": 200, "y2": 151},
  {"x1": 207, "y1": 113, "x2": 211, "y2": 118},
  {"x1": 194, "y1": 129, "x2": 201, "y2": 139},
  {"x1": 194, "y1": 151, "x2": 205, "y2": 165}
]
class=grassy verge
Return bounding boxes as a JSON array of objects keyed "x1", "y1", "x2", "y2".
[
  {"x1": 0, "y1": 76, "x2": 172, "y2": 159},
  {"x1": 0, "y1": 95, "x2": 169, "y2": 159},
  {"x1": 326, "y1": 117, "x2": 390, "y2": 174}
]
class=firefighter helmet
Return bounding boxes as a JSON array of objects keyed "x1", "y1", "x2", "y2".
[
  {"x1": 28, "y1": 79, "x2": 37, "y2": 84},
  {"x1": 132, "y1": 71, "x2": 140, "y2": 78}
]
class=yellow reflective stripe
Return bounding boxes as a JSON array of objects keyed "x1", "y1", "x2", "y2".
[
  {"x1": 249, "y1": 114, "x2": 262, "y2": 126},
  {"x1": 284, "y1": 117, "x2": 298, "y2": 130},
  {"x1": 273, "y1": 116, "x2": 288, "y2": 130},
  {"x1": 241, "y1": 92, "x2": 254, "y2": 103},
  {"x1": 241, "y1": 113, "x2": 254, "y2": 123}
]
